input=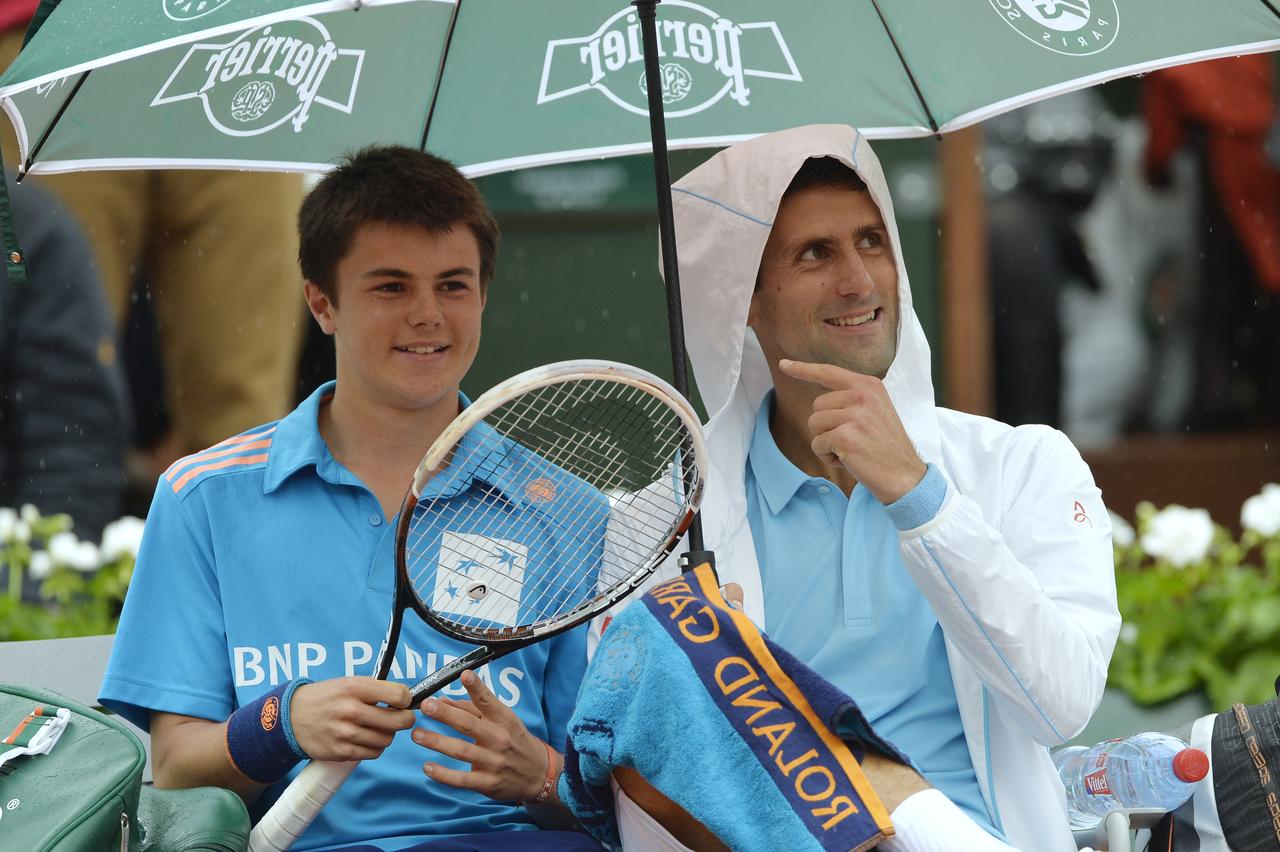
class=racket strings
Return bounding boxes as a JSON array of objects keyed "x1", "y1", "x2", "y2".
[
  {"x1": 406, "y1": 447, "x2": 681, "y2": 627},
  {"x1": 495, "y1": 386, "x2": 679, "y2": 498},
  {"x1": 402, "y1": 378, "x2": 697, "y2": 639},
  {"x1": 473, "y1": 382, "x2": 689, "y2": 608}
]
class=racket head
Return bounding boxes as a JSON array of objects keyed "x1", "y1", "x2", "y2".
[{"x1": 393, "y1": 360, "x2": 705, "y2": 646}]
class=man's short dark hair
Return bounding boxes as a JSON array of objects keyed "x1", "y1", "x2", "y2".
[
  {"x1": 298, "y1": 145, "x2": 500, "y2": 302},
  {"x1": 783, "y1": 156, "x2": 868, "y2": 198},
  {"x1": 754, "y1": 157, "x2": 871, "y2": 291}
]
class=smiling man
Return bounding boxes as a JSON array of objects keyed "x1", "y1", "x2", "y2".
[
  {"x1": 606, "y1": 126, "x2": 1120, "y2": 851},
  {"x1": 100, "y1": 147, "x2": 599, "y2": 851}
]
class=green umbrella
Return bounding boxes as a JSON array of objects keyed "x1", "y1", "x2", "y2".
[{"x1": 2, "y1": 0, "x2": 1278, "y2": 177}]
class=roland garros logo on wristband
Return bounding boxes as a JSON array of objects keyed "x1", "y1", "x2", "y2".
[
  {"x1": 987, "y1": 0, "x2": 1119, "y2": 56},
  {"x1": 260, "y1": 696, "x2": 280, "y2": 731}
]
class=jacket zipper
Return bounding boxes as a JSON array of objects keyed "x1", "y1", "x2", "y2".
[{"x1": 120, "y1": 811, "x2": 130, "y2": 852}]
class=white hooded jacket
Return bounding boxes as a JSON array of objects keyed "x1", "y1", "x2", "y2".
[{"x1": 612, "y1": 125, "x2": 1121, "y2": 852}]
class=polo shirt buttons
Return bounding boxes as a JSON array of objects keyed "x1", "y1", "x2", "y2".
[
  {"x1": 818, "y1": 485, "x2": 832, "y2": 495},
  {"x1": 368, "y1": 513, "x2": 382, "y2": 526}
]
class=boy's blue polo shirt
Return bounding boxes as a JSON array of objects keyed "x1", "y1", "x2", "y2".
[
  {"x1": 101, "y1": 382, "x2": 590, "y2": 852},
  {"x1": 744, "y1": 393, "x2": 1001, "y2": 838}
]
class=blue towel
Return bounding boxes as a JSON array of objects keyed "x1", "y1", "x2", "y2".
[{"x1": 560, "y1": 562, "x2": 905, "y2": 851}]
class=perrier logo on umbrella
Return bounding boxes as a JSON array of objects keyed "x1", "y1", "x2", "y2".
[
  {"x1": 164, "y1": 0, "x2": 234, "y2": 22},
  {"x1": 151, "y1": 17, "x2": 364, "y2": 137},
  {"x1": 988, "y1": 0, "x2": 1120, "y2": 57},
  {"x1": 537, "y1": 1, "x2": 801, "y2": 118}
]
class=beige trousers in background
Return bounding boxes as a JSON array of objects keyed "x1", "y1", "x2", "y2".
[{"x1": 0, "y1": 28, "x2": 307, "y2": 455}]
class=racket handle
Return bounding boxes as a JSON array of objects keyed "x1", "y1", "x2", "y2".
[{"x1": 248, "y1": 759, "x2": 358, "y2": 852}]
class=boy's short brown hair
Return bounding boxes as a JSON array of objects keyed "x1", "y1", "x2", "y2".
[{"x1": 298, "y1": 146, "x2": 500, "y2": 302}]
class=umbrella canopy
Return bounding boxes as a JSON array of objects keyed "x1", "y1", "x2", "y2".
[{"x1": 1, "y1": 0, "x2": 1278, "y2": 177}]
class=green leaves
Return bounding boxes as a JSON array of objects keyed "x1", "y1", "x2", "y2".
[{"x1": 1110, "y1": 500, "x2": 1280, "y2": 708}]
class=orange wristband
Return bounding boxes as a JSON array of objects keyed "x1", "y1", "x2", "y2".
[{"x1": 530, "y1": 739, "x2": 558, "y2": 804}]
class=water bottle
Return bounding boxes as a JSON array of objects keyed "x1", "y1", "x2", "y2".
[{"x1": 1053, "y1": 732, "x2": 1210, "y2": 828}]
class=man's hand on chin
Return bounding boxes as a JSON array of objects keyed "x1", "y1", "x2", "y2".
[{"x1": 778, "y1": 359, "x2": 927, "y2": 503}]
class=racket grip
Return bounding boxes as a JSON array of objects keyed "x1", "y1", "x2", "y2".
[{"x1": 248, "y1": 759, "x2": 358, "y2": 852}]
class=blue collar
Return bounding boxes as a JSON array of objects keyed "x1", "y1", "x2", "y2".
[
  {"x1": 747, "y1": 391, "x2": 821, "y2": 515},
  {"x1": 262, "y1": 382, "x2": 478, "y2": 496},
  {"x1": 262, "y1": 382, "x2": 336, "y2": 494},
  {"x1": 417, "y1": 417, "x2": 540, "y2": 511}
]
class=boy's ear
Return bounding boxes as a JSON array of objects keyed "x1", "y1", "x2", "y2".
[{"x1": 303, "y1": 281, "x2": 337, "y2": 335}]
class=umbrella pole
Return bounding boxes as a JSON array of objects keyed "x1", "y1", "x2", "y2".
[{"x1": 632, "y1": 0, "x2": 709, "y2": 562}]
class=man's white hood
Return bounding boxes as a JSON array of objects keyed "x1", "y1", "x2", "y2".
[
  {"x1": 662, "y1": 126, "x2": 1119, "y2": 852},
  {"x1": 672, "y1": 125, "x2": 943, "y2": 579}
]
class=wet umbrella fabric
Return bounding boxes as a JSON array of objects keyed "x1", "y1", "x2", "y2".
[{"x1": 1, "y1": 0, "x2": 1278, "y2": 178}]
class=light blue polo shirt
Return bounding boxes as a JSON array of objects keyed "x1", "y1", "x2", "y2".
[
  {"x1": 101, "y1": 382, "x2": 590, "y2": 852},
  {"x1": 744, "y1": 393, "x2": 1002, "y2": 838}
]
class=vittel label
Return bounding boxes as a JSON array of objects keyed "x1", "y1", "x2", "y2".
[{"x1": 1084, "y1": 767, "x2": 1112, "y2": 796}]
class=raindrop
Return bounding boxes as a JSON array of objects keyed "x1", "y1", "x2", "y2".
[
  {"x1": 1026, "y1": 114, "x2": 1052, "y2": 143},
  {"x1": 897, "y1": 173, "x2": 930, "y2": 203},
  {"x1": 989, "y1": 162, "x2": 1018, "y2": 193}
]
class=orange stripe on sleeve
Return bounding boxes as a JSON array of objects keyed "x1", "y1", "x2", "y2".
[
  {"x1": 165, "y1": 427, "x2": 277, "y2": 481},
  {"x1": 171, "y1": 453, "x2": 271, "y2": 494},
  {"x1": 166, "y1": 439, "x2": 272, "y2": 482}
]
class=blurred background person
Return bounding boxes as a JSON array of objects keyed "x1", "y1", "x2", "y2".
[
  {"x1": 983, "y1": 90, "x2": 1203, "y2": 450},
  {"x1": 0, "y1": 176, "x2": 127, "y2": 540},
  {"x1": 983, "y1": 91, "x2": 1114, "y2": 431},
  {"x1": 0, "y1": 0, "x2": 306, "y2": 487},
  {"x1": 1142, "y1": 55, "x2": 1280, "y2": 432}
]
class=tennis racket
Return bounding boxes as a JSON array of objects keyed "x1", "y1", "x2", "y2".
[{"x1": 249, "y1": 359, "x2": 706, "y2": 851}]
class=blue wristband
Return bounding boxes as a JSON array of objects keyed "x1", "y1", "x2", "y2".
[
  {"x1": 225, "y1": 678, "x2": 312, "y2": 784},
  {"x1": 882, "y1": 463, "x2": 948, "y2": 531}
]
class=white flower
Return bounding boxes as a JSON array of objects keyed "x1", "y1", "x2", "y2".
[
  {"x1": 1109, "y1": 511, "x2": 1135, "y2": 547},
  {"x1": 1119, "y1": 623, "x2": 1139, "y2": 645},
  {"x1": 47, "y1": 532, "x2": 78, "y2": 563},
  {"x1": 1140, "y1": 505, "x2": 1214, "y2": 567},
  {"x1": 0, "y1": 507, "x2": 16, "y2": 542},
  {"x1": 28, "y1": 550, "x2": 53, "y2": 580},
  {"x1": 100, "y1": 516, "x2": 145, "y2": 561},
  {"x1": 1241, "y1": 483, "x2": 1280, "y2": 537},
  {"x1": 12, "y1": 521, "x2": 31, "y2": 543},
  {"x1": 49, "y1": 531, "x2": 100, "y2": 572},
  {"x1": 69, "y1": 541, "x2": 101, "y2": 572},
  {"x1": 19, "y1": 503, "x2": 39, "y2": 524}
]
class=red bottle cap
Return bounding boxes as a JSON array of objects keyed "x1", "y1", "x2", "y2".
[{"x1": 1173, "y1": 748, "x2": 1209, "y2": 783}]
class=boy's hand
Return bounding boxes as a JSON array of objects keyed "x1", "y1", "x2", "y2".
[
  {"x1": 413, "y1": 669, "x2": 558, "y2": 803},
  {"x1": 290, "y1": 677, "x2": 415, "y2": 762}
]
